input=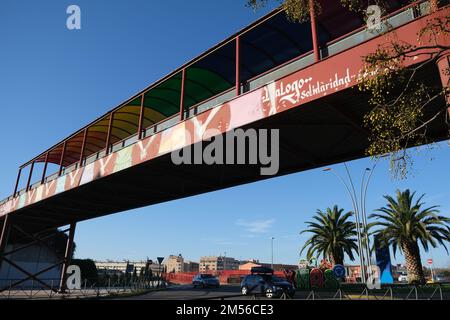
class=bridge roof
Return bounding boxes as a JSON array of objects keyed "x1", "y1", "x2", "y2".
[{"x1": 22, "y1": 0, "x2": 408, "y2": 169}]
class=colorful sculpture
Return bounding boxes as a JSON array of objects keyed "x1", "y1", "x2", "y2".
[{"x1": 295, "y1": 259, "x2": 347, "y2": 290}]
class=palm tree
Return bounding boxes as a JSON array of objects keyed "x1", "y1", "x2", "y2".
[
  {"x1": 300, "y1": 206, "x2": 358, "y2": 266},
  {"x1": 369, "y1": 189, "x2": 450, "y2": 284}
]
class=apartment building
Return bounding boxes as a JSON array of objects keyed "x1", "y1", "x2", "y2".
[
  {"x1": 164, "y1": 254, "x2": 185, "y2": 273},
  {"x1": 199, "y1": 256, "x2": 240, "y2": 272}
]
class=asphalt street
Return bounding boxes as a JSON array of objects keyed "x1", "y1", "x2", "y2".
[
  {"x1": 115, "y1": 284, "x2": 450, "y2": 300},
  {"x1": 118, "y1": 284, "x2": 248, "y2": 300}
]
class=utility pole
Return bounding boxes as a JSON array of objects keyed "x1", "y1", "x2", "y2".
[{"x1": 271, "y1": 237, "x2": 275, "y2": 270}]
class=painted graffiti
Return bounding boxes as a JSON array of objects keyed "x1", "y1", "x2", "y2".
[{"x1": 263, "y1": 68, "x2": 354, "y2": 106}]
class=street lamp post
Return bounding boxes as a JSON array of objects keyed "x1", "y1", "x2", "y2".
[
  {"x1": 361, "y1": 164, "x2": 377, "y2": 283},
  {"x1": 271, "y1": 237, "x2": 275, "y2": 270},
  {"x1": 324, "y1": 166, "x2": 365, "y2": 283},
  {"x1": 323, "y1": 162, "x2": 377, "y2": 284}
]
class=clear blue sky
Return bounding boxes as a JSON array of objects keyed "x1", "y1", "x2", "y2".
[{"x1": 0, "y1": 1, "x2": 449, "y2": 268}]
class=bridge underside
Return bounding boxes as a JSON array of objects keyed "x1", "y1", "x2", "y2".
[{"x1": 4, "y1": 62, "x2": 448, "y2": 233}]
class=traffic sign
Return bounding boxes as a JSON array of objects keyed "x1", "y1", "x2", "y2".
[{"x1": 427, "y1": 259, "x2": 433, "y2": 265}]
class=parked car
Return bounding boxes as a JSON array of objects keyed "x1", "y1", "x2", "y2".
[
  {"x1": 398, "y1": 274, "x2": 408, "y2": 282},
  {"x1": 428, "y1": 274, "x2": 446, "y2": 283},
  {"x1": 192, "y1": 274, "x2": 220, "y2": 288},
  {"x1": 240, "y1": 267, "x2": 295, "y2": 299}
]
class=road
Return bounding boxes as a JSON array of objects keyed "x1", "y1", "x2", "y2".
[
  {"x1": 117, "y1": 284, "x2": 450, "y2": 300},
  {"x1": 119, "y1": 284, "x2": 247, "y2": 300}
]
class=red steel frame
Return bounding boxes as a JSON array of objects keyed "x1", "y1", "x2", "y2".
[
  {"x1": 79, "y1": 129, "x2": 88, "y2": 166},
  {"x1": 236, "y1": 36, "x2": 241, "y2": 96},
  {"x1": 310, "y1": 0, "x2": 320, "y2": 62},
  {"x1": 25, "y1": 161, "x2": 35, "y2": 192},
  {"x1": 41, "y1": 153, "x2": 49, "y2": 185},
  {"x1": 58, "y1": 141, "x2": 67, "y2": 177},
  {"x1": 138, "y1": 94, "x2": 146, "y2": 139},
  {"x1": 13, "y1": 168, "x2": 22, "y2": 197},
  {"x1": 105, "y1": 112, "x2": 114, "y2": 155},
  {"x1": 15, "y1": 6, "x2": 285, "y2": 171},
  {"x1": 179, "y1": 69, "x2": 186, "y2": 121}
]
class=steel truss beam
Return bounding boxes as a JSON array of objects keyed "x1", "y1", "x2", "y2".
[{"x1": 0, "y1": 217, "x2": 76, "y2": 294}]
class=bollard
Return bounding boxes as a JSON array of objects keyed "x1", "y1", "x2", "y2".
[
  {"x1": 8, "y1": 280, "x2": 12, "y2": 300},
  {"x1": 50, "y1": 280, "x2": 54, "y2": 298}
]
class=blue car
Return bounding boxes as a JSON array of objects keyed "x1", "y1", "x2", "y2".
[{"x1": 240, "y1": 268, "x2": 295, "y2": 299}]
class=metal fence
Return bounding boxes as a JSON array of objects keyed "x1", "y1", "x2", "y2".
[
  {"x1": 0, "y1": 278, "x2": 168, "y2": 300},
  {"x1": 197, "y1": 284, "x2": 448, "y2": 301}
]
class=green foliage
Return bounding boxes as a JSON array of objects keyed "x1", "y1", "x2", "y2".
[
  {"x1": 369, "y1": 189, "x2": 450, "y2": 283},
  {"x1": 246, "y1": 0, "x2": 391, "y2": 22},
  {"x1": 247, "y1": 0, "x2": 317, "y2": 22},
  {"x1": 359, "y1": 15, "x2": 450, "y2": 179},
  {"x1": 247, "y1": 1, "x2": 449, "y2": 179},
  {"x1": 300, "y1": 206, "x2": 358, "y2": 265},
  {"x1": 369, "y1": 189, "x2": 450, "y2": 257},
  {"x1": 72, "y1": 258, "x2": 98, "y2": 285}
]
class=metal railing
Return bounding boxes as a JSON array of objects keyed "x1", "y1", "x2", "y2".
[
  {"x1": 0, "y1": 277, "x2": 168, "y2": 300},
  {"x1": 196, "y1": 283, "x2": 447, "y2": 300}
]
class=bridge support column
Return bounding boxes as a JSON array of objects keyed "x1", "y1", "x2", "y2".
[
  {"x1": 436, "y1": 51, "x2": 450, "y2": 121},
  {"x1": 59, "y1": 222, "x2": 76, "y2": 293},
  {"x1": 0, "y1": 215, "x2": 11, "y2": 271}
]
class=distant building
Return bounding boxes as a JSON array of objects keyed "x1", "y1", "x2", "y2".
[
  {"x1": 239, "y1": 262, "x2": 262, "y2": 271},
  {"x1": 200, "y1": 256, "x2": 239, "y2": 272},
  {"x1": 164, "y1": 254, "x2": 185, "y2": 273},
  {"x1": 95, "y1": 260, "x2": 160, "y2": 276},
  {"x1": 184, "y1": 261, "x2": 199, "y2": 273},
  {"x1": 239, "y1": 259, "x2": 297, "y2": 272}
]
